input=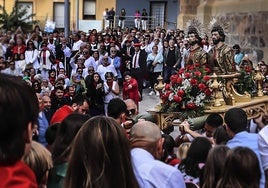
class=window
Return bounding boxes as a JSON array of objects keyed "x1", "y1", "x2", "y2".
[
  {"x1": 150, "y1": 2, "x2": 166, "y2": 28},
  {"x1": 54, "y1": 3, "x2": 64, "y2": 28},
  {"x1": 83, "y1": 0, "x2": 96, "y2": 20}
]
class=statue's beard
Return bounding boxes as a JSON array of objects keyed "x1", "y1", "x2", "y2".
[
  {"x1": 212, "y1": 38, "x2": 221, "y2": 45},
  {"x1": 189, "y1": 40, "x2": 198, "y2": 46}
]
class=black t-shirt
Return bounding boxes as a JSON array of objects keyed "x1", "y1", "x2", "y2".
[{"x1": 166, "y1": 48, "x2": 176, "y2": 66}]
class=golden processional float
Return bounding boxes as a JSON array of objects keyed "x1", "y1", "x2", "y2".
[{"x1": 148, "y1": 68, "x2": 268, "y2": 130}]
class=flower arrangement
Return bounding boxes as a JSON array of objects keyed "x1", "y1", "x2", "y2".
[
  {"x1": 160, "y1": 63, "x2": 212, "y2": 118},
  {"x1": 234, "y1": 65, "x2": 257, "y2": 96}
]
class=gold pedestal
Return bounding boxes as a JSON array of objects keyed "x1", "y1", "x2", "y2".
[
  {"x1": 148, "y1": 96, "x2": 268, "y2": 130},
  {"x1": 218, "y1": 73, "x2": 251, "y2": 105}
]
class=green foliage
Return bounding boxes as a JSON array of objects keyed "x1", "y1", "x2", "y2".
[
  {"x1": 234, "y1": 70, "x2": 257, "y2": 96},
  {"x1": 0, "y1": 4, "x2": 39, "y2": 32}
]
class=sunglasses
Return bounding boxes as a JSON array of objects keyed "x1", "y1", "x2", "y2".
[
  {"x1": 111, "y1": 50, "x2": 117, "y2": 53},
  {"x1": 103, "y1": 58, "x2": 108, "y2": 61},
  {"x1": 258, "y1": 63, "x2": 264, "y2": 66},
  {"x1": 83, "y1": 51, "x2": 89, "y2": 54},
  {"x1": 126, "y1": 109, "x2": 136, "y2": 116},
  {"x1": 88, "y1": 69, "x2": 94, "y2": 72}
]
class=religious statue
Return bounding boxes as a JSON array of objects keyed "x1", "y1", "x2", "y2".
[
  {"x1": 185, "y1": 18, "x2": 208, "y2": 67},
  {"x1": 208, "y1": 18, "x2": 236, "y2": 74}
]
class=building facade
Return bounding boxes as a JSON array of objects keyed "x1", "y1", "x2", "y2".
[
  {"x1": 2, "y1": 0, "x2": 268, "y2": 61},
  {"x1": 3, "y1": 0, "x2": 116, "y2": 31}
]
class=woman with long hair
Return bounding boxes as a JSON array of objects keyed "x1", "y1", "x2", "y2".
[
  {"x1": 25, "y1": 40, "x2": 39, "y2": 71},
  {"x1": 87, "y1": 72, "x2": 105, "y2": 116},
  {"x1": 47, "y1": 113, "x2": 90, "y2": 188},
  {"x1": 216, "y1": 147, "x2": 261, "y2": 188},
  {"x1": 201, "y1": 145, "x2": 230, "y2": 188},
  {"x1": 65, "y1": 116, "x2": 140, "y2": 188},
  {"x1": 178, "y1": 137, "x2": 212, "y2": 186}
]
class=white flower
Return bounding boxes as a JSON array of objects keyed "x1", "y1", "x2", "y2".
[{"x1": 168, "y1": 92, "x2": 174, "y2": 101}]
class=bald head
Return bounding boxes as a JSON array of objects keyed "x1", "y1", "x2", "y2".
[
  {"x1": 130, "y1": 121, "x2": 163, "y2": 159},
  {"x1": 130, "y1": 121, "x2": 161, "y2": 145}
]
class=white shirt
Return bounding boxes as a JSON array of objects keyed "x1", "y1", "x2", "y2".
[
  {"x1": 84, "y1": 56, "x2": 98, "y2": 71},
  {"x1": 72, "y1": 40, "x2": 83, "y2": 51},
  {"x1": 97, "y1": 63, "x2": 118, "y2": 81},
  {"x1": 259, "y1": 126, "x2": 268, "y2": 171},
  {"x1": 131, "y1": 148, "x2": 186, "y2": 188},
  {"x1": 25, "y1": 49, "x2": 39, "y2": 69}
]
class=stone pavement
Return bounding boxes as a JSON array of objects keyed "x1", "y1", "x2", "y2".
[
  {"x1": 138, "y1": 88, "x2": 180, "y2": 139},
  {"x1": 139, "y1": 88, "x2": 160, "y2": 114}
]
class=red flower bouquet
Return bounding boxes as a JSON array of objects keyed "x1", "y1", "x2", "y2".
[{"x1": 160, "y1": 63, "x2": 212, "y2": 118}]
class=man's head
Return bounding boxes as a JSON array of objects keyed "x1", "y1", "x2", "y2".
[
  {"x1": 102, "y1": 55, "x2": 110, "y2": 66},
  {"x1": 134, "y1": 43, "x2": 141, "y2": 52},
  {"x1": 58, "y1": 68, "x2": 66, "y2": 76},
  {"x1": 67, "y1": 85, "x2": 75, "y2": 97},
  {"x1": 9, "y1": 61, "x2": 15, "y2": 70},
  {"x1": 107, "y1": 98, "x2": 127, "y2": 124},
  {"x1": 72, "y1": 33, "x2": 81, "y2": 42},
  {"x1": 42, "y1": 95, "x2": 51, "y2": 110},
  {"x1": 125, "y1": 40, "x2": 132, "y2": 47},
  {"x1": 130, "y1": 121, "x2": 163, "y2": 160},
  {"x1": 110, "y1": 47, "x2": 117, "y2": 57},
  {"x1": 224, "y1": 108, "x2": 247, "y2": 138},
  {"x1": 71, "y1": 94, "x2": 89, "y2": 114},
  {"x1": 154, "y1": 37, "x2": 160, "y2": 45},
  {"x1": 124, "y1": 99, "x2": 138, "y2": 119},
  {"x1": 54, "y1": 85, "x2": 65, "y2": 100},
  {"x1": 0, "y1": 74, "x2": 39, "y2": 165},
  {"x1": 204, "y1": 113, "x2": 223, "y2": 138},
  {"x1": 82, "y1": 48, "x2": 90, "y2": 59},
  {"x1": 233, "y1": 44, "x2": 241, "y2": 54},
  {"x1": 168, "y1": 39, "x2": 175, "y2": 48}
]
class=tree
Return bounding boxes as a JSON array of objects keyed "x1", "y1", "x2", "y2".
[{"x1": 0, "y1": 3, "x2": 39, "y2": 32}]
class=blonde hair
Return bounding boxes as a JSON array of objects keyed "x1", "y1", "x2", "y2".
[
  {"x1": 177, "y1": 142, "x2": 191, "y2": 160},
  {"x1": 23, "y1": 141, "x2": 53, "y2": 185}
]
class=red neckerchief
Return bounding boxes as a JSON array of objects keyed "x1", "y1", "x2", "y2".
[
  {"x1": 107, "y1": 81, "x2": 113, "y2": 90},
  {"x1": 42, "y1": 47, "x2": 49, "y2": 65},
  {"x1": 49, "y1": 77, "x2": 56, "y2": 86}
]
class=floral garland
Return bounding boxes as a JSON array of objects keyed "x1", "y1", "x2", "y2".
[{"x1": 160, "y1": 63, "x2": 212, "y2": 119}]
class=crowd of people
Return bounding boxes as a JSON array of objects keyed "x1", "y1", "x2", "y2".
[
  {"x1": 0, "y1": 17, "x2": 268, "y2": 188},
  {"x1": 1, "y1": 73, "x2": 268, "y2": 188}
]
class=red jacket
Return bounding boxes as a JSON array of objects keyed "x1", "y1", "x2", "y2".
[
  {"x1": 123, "y1": 78, "x2": 140, "y2": 106},
  {"x1": 50, "y1": 105, "x2": 73, "y2": 125},
  {"x1": 0, "y1": 161, "x2": 37, "y2": 188}
]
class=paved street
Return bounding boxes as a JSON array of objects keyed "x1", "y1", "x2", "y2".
[
  {"x1": 139, "y1": 88, "x2": 160, "y2": 114},
  {"x1": 138, "y1": 88, "x2": 180, "y2": 139}
]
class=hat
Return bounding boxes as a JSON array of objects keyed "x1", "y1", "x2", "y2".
[{"x1": 133, "y1": 42, "x2": 141, "y2": 47}]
